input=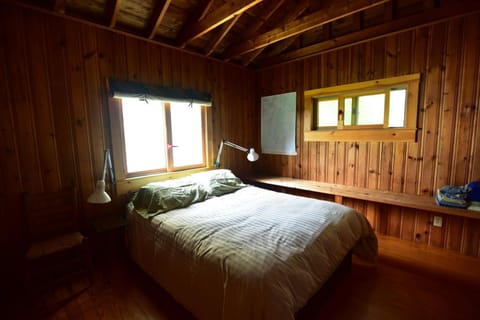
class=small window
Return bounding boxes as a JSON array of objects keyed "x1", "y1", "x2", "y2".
[
  {"x1": 316, "y1": 98, "x2": 339, "y2": 128},
  {"x1": 388, "y1": 88, "x2": 407, "y2": 128},
  {"x1": 304, "y1": 74, "x2": 420, "y2": 142},
  {"x1": 353, "y1": 93, "x2": 385, "y2": 126},
  {"x1": 119, "y1": 98, "x2": 207, "y2": 177}
]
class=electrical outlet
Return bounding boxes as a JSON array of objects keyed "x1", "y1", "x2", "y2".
[{"x1": 433, "y1": 216, "x2": 443, "y2": 227}]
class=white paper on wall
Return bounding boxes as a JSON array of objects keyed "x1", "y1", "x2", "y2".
[{"x1": 261, "y1": 92, "x2": 297, "y2": 155}]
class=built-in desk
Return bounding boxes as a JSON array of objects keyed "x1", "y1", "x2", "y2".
[{"x1": 248, "y1": 176, "x2": 480, "y2": 220}]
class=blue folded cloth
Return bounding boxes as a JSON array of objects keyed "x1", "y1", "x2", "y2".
[{"x1": 435, "y1": 185, "x2": 470, "y2": 208}]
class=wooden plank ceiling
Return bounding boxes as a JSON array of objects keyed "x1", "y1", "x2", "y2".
[{"x1": 10, "y1": 0, "x2": 480, "y2": 68}]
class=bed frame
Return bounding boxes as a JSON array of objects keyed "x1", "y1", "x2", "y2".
[{"x1": 296, "y1": 251, "x2": 353, "y2": 319}]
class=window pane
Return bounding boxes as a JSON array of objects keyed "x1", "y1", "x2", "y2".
[
  {"x1": 170, "y1": 103, "x2": 204, "y2": 167},
  {"x1": 122, "y1": 98, "x2": 166, "y2": 173},
  {"x1": 389, "y1": 88, "x2": 406, "y2": 127},
  {"x1": 344, "y1": 98, "x2": 352, "y2": 126},
  {"x1": 317, "y1": 99, "x2": 338, "y2": 127},
  {"x1": 356, "y1": 93, "x2": 385, "y2": 125}
]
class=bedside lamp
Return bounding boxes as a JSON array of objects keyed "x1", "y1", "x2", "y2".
[
  {"x1": 214, "y1": 139, "x2": 259, "y2": 167},
  {"x1": 87, "y1": 149, "x2": 115, "y2": 204}
]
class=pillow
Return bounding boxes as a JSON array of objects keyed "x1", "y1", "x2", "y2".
[
  {"x1": 132, "y1": 179, "x2": 207, "y2": 218},
  {"x1": 190, "y1": 169, "x2": 246, "y2": 197}
]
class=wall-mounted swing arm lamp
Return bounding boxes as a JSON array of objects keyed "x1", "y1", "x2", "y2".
[
  {"x1": 87, "y1": 149, "x2": 116, "y2": 204},
  {"x1": 214, "y1": 139, "x2": 259, "y2": 167}
]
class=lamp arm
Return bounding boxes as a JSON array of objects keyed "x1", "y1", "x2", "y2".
[
  {"x1": 106, "y1": 149, "x2": 115, "y2": 184},
  {"x1": 100, "y1": 149, "x2": 108, "y2": 181},
  {"x1": 214, "y1": 139, "x2": 259, "y2": 167},
  {"x1": 214, "y1": 140, "x2": 225, "y2": 167},
  {"x1": 100, "y1": 149, "x2": 116, "y2": 184},
  {"x1": 223, "y1": 140, "x2": 248, "y2": 153}
]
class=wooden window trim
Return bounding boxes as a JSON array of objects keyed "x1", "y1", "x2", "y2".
[
  {"x1": 166, "y1": 103, "x2": 208, "y2": 172},
  {"x1": 304, "y1": 73, "x2": 420, "y2": 142},
  {"x1": 108, "y1": 98, "x2": 213, "y2": 194}
]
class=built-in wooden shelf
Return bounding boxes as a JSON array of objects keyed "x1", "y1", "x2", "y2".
[{"x1": 248, "y1": 176, "x2": 480, "y2": 220}]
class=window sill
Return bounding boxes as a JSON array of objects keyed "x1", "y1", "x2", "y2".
[
  {"x1": 304, "y1": 128, "x2": 417, "y2": 142},
  {"x1": 116, "y1": 167, "x2": 210, "y2": 194}
]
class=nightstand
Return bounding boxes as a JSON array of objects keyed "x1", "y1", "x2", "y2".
[{"x1": 91, "y1": 213, "x2": 128, "y2": 269}]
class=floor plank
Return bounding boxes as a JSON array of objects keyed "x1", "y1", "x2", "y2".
[{"x1": 6, "y1": 235, "x2": 480, "y2": 320}]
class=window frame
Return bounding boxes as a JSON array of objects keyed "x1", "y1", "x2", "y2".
[
  {"x1": 108, "y1": 97, "x2": 213, "y2": 190},
  {"x1": 304, "y1": 73, "x2": 420, "y2": 142},
  {"x1": 164, "y1": 102, "x2": 207, "y2": 173}
]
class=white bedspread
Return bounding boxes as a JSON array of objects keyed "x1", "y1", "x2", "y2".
[{"x1": 127, "y1": 186, "x2": 377, "y2": 320}]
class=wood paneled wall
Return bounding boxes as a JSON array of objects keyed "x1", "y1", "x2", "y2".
[
  {"x1": 256, "y1": 14, "x2": 480, "y2": 257},
  {"x1": 0, "y1": 2, "x2": 257, "y2": 286}
]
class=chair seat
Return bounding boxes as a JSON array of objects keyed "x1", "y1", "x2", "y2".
[{"x1": 26, "y1": 232, "x2": 85, "y2": 260}]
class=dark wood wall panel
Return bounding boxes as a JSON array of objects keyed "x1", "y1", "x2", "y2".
[
  {"x1": 256, "y1": 14, "x2": 480, "y2": 257},
  {"x1": 0, "y1": 2, "x2": 257, "y2": 282}
]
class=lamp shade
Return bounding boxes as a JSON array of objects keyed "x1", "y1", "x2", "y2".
[
  {"x1": 87, "y1": 149, "x2": 115, "y2": 204},
  {"x1": 247, "y1": 148, "x2": 259, "y2": 162},
  {"x1": 87, "y1": 180, "x2": 111, "y2": 204}
]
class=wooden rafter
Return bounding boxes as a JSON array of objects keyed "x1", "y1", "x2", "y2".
[
  {"x1": 323, "y1": 22, "x2": 332, "y2": 40},
  {"x1": 240, "y1": 0, "x2": 309, "y2": 65},
  {"x1": 106, "y1": 0, "x2": 122, "y2": 28},
  {"x1": 352, "y1": 11, "x2": 364, "y2": 30},
  {"x1": 384, "y1": 0, "x2": 397, "y2": 21},
  {"x1": 227, "y1": 0, "x2": 288, "y2": 64},
  {"x1": 241, "y1": 0, "x2": 286, "y2": 39},
  {"x1": 178, "y1": 0, "x2": 216, "y2": 48},
  {"x1": 205, "y1": 14, "x2": 241, "y2": 56},
  {"x1": 147, "y1": 0, "x2": 172, "y2": 39},
  {"x1": 191, "y1": 0, "x2": 216, "y2": 23},
  {"x1": 257, "y1": 37, "x2": 296, "y2": 62},
  {"x1": 176, "y1": 0, "x2": 264, "y2": 46},
  {"x1": 261, "y1": 0, "x2": 480, "y2": 67},
  {"x1": 224, "y1": 0, "x2": 388, "y2": 59}
]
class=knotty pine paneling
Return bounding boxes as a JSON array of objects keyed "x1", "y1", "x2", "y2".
[
  {"x1": 0, "y1": 2, "x2": 257, "y2": 286},
  {"x1": 256, "y1": 14, "x2": 480, "y2": 257}
]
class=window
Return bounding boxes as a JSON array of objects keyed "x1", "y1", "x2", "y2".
[
  {"x1": 119, "y1": 98, "x2": 207, "y2": 177},
  {"x1": 304, "y1": 74, "x2": 420, "y2": 142},
  {"x1": 106, "y1": 79, "x2": 213, "y2": 191}
]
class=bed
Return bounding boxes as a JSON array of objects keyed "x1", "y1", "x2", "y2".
[{"x1": 126, "y1": 170, "x2": 377, "y2": 320}]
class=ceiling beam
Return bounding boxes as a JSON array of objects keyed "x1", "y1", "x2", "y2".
[
  {"x1": 241, "y1": 0, "x2": 286, "y2": 39},
  {"x1": 240, "y1": 0, "x2": 308, "y2": 65},
  {"x1": 256, "y1": 37, "x2": 296, "y2": 63},
  {"x1": 224, "y1": 0, "x2": 388, "y2": 59},
  {"x1": 190, "y1": 0, "x2": 216, "y2": 22},
  {"x1": 147, "y1": 0, "x2": 172, "y2": 39},
  {"x1": 106, "y1": 0, "x2": 121, "y2": 28},
  {"x1": 261, "y1": 0, "x2": 480, "y2": 68},
  {"x1": 383, "y1": 0, "x2": 397, "y2": 21},
  {"x1": 176, "y1": 0, "x2": 264, "y2": 46},
  {"x1": 205, "y1": 14, "x2": 241, "y2": 56},
  {"x1": 178, "y1": 0, "x2": 216, "y2": 48}
]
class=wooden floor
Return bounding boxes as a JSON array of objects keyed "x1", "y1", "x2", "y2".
[{"x1": 6, "y1": 235, "x2": 480, "y2": 320}]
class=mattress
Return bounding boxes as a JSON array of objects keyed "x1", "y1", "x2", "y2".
[{"x1": 126, "y1": 185, "x2": 377, "y2": 320}]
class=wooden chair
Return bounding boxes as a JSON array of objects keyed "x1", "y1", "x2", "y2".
[{"x1": 23, "y1": 188, "x2": 93, "y2": 299}]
